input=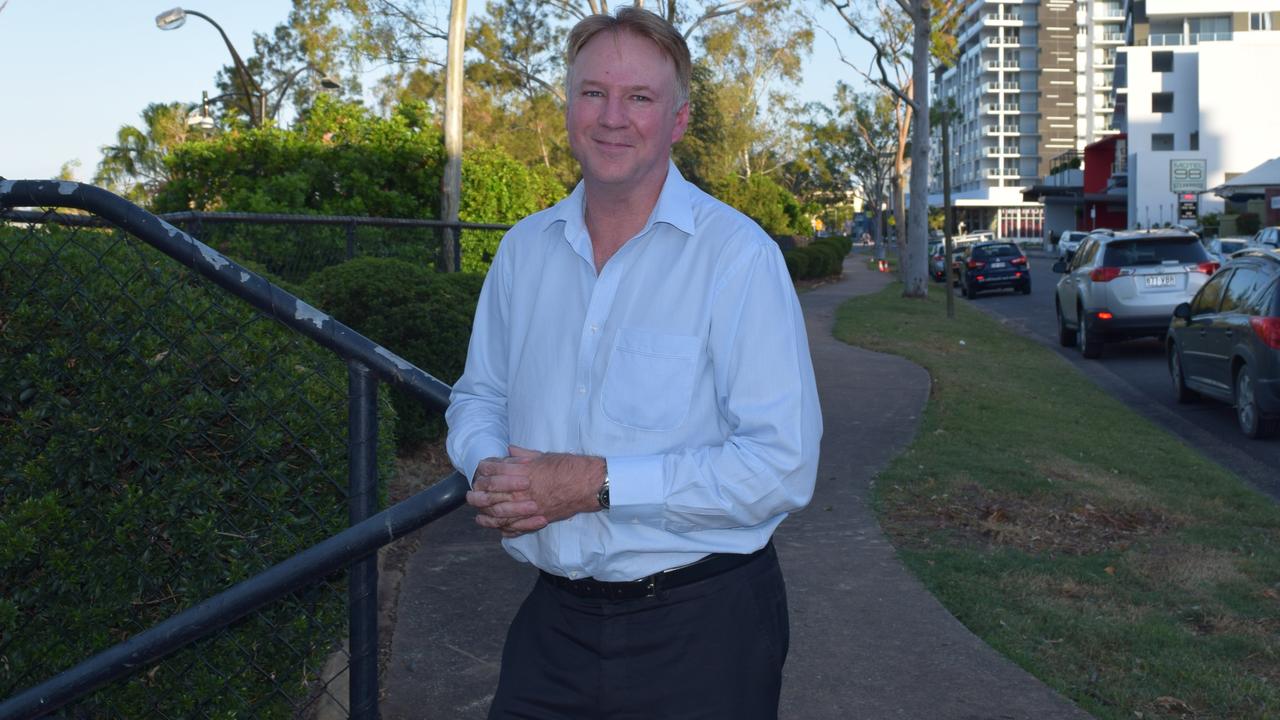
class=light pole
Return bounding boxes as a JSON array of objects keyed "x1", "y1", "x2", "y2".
[{"x1": 156, "y1": 7, "x2": 265, "y2": 128}]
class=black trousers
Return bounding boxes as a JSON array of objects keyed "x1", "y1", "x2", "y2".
[{"x1": 488, "y1": 544, "x2": 790, "y2": 720}]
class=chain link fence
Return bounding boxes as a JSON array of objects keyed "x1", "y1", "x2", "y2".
[{"x1": 1, "y1": 204, "x2": 394, "y2": 717}]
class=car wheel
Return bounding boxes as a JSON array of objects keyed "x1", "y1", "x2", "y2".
[
  {"x1": 1235, "y1": 365, "x2": 1278, "y2": 439},
  {"x1": 959, "y1": 281, "x2": 967, "y2": 297},
  {"x1": 1056, "y1": 302, "x2": 1077, "y2": 347},
  {"x1": 965, "y1": 281, "x2": 977, "y2": 299},
  {"x1": 1168, "y1": 345, "x2": 1196, "y2": 404},
  {"x1": 1079, "y1": 310, "x2": 1103, "y2": 359},
  {"x1": 1020, "y1": 281, "x2": 1032, "y2": 295}
]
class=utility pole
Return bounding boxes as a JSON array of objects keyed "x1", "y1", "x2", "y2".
[{"x1": 439, "y1": 0, "x2": 467, "y2": 272}]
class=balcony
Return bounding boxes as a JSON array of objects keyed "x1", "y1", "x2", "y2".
[
  {"x1": 1097, "y1": 53, "x2": 1116, "y2": 68},
  {"x1": 985, "y1": 102, "x2": 1023, "y2": 113},
  {"x1": 1095, "y1": 6, "x2": 1125, "y2": 22},
  {"x1": 984, "y1": 146, "x2": 1021, "y2": 157},
  {"x1": 984, "y1": 35, "x2": 1023, "y2": 47},
  {"x1": 984, "y1": 60, "x2": 1022, "y2": 72},
  {"x1": 984, "y1": 12, "x2": 1023, "y2": 25},
  {"x1": 985, "y1": 81, "x2": 1021, "y2": 93},
  {"x1": 1097, "y1": 31, "x2": 1126, "y2": 44},
  {"x1": 986, "y1": 167, "x2": 1024, "y2": 178},
  {"x1": 984, "y1": 125, "x2": 1023, "y2": 136},
  {"x1": 1146, "y1": 30, "x2": 1232, "y2": 47}
]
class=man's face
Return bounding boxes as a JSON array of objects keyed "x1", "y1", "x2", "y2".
[{"x1": 566, "y1": 29, "x2": 689, "y2": 194}]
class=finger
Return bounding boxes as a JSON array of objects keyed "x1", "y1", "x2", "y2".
[
  {"x1": 479, "y1": 499, "x2": 540, "y2": 518},
  {"x1": 505, "y1": 515, "x2": 548, "y2": 533},
  {"x1": 507, "y1": 444, "x2": 540, "y2": 459},
  {"x1": 472, "y1": 471, "x2": 532, "y2": 494}
]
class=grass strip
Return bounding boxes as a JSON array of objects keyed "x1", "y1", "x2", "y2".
[{"x1": 834, "y1": 280, "x2": 1280, "y2": 720}]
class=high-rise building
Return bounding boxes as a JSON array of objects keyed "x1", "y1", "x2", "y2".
[
  {"x1": 1117, "y1": 1, "x2": 1280, "y2": 228},
  {"x1": 930, "y1": 1, "x2": 1133, "y2": 239}
]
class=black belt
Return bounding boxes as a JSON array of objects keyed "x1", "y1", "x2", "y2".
[{"x1": 539, "y1": 542, "x2": 772, "y2": 601}]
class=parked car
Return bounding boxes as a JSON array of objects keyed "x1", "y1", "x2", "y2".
[
  {"x1": 1206, "y1": 237, "x2": 1250, "y2": 264},
  {"x1": 1252, "y1": 226, "x2": 1280, "y2": 250},
  {"x1": 1166, "y1": 248, "x2": 1280, "y2": 438},
  {"x1": 955, "y1": 241, "x2": 1031, "y2": 298},
  {"x1": 929, "y1": 240, "x2": 947, "y2": 281},
  {"x1": 1053, "y1": 228, "x2": 1218, "y2": 358},
  {"x1": 1057, "y1": 230, "x2": 1090, "y2": 262}
]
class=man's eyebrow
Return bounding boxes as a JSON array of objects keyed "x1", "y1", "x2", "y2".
[{"x1": 578, "y1": 79, "x2": 661, "y2": 95}]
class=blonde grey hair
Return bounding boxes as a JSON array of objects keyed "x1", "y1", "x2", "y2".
[{"x1": 565, "y1": 6, "x2": 691, "y2": 111}]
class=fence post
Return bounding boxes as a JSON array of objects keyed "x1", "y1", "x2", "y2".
[
  {"x1": 348, "y1": 361, "x2": 380, "y2": 719},
  {"x1": 346, "y1": 221, "x2": 357, "y2": 260}
]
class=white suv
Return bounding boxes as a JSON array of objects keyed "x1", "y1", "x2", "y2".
[
  {"x1": 1053, "y1": 229, "x2": 1218, "y2": 358},
  {"x1": 1056, "y1": 230, "x2": 1090, "y2": 261}
]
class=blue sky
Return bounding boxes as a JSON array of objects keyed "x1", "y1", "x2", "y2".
[{"x1": 1, "y1": 0, "x2": 862, "y2": 182}]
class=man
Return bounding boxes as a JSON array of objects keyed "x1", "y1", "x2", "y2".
[{"x1": 446, "y1": 7, "x2": 821, "y2": 718}]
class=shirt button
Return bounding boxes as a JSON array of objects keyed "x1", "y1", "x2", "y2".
[
  {"x1": 569, "y1": 571, "x2": 580, "y2": 579},
  {"x1": 577, "y1": 385, "x2": 587, "y2": 394},
  {"x1": 590, "y1": 324, "x2": 599, "y2": 333}
]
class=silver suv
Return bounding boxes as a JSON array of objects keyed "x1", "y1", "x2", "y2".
[{"x1": 1053, "y1": 229, "x2": 1218, "y2": 358}]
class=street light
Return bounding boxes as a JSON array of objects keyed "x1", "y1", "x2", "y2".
[{"x1": 156, "y1": 7, "x2": 265, "y2": 128}]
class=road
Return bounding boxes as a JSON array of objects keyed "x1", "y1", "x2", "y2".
[{"x1": 949, "y1": 250, "x2": 1280, "y2": 501}]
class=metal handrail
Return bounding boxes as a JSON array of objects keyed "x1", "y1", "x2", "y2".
[{"x1": 0, "y1": 179, "x2": 471, "y2": 719}]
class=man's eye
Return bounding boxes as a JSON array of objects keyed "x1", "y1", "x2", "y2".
[
  {"x1": 632, "y1": 95, "x2": 651, "y2": 102},
  {"x1": 583, "y1": 90, "x2": 603, "y2": 97}
]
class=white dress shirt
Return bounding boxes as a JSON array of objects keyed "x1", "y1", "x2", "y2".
[{"x1": 446, "y1": 162, "x2": 821, "y2": 581}]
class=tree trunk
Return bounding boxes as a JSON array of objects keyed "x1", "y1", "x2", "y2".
[
  {"x1": 439, "y1": 0, "x2": 467, "y2": 272},
  {"x1": 942, "y1": 105, "x2": 955, "y2": 319},
  {"x1": 903, "y1": 0, "x2": 931, "y2": 299}
]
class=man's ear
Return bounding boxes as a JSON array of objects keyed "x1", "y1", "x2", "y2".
[{"x1": 671, "y1": 101, "x2": 690, "y2": 144}]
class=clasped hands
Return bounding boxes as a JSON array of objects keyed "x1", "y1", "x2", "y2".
[{"x1": 467, "y1": 445, "x2": 605, "y2": 538}]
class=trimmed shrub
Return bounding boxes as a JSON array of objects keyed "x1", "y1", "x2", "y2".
[
  {"x1": 1, "y1": 223, "x2": 396, "y2": 716},
  {"x1": 304, "y1": 257, "x2": 484, "y2": 449}
]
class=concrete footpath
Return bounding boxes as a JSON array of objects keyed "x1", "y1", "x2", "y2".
[{"x1": 381, "y1": 253, "x2": 1094, "y2": 719}]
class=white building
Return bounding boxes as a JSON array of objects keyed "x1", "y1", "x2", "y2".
[
  {"x1": 1118, "y1": 1, "x2": 1280, "y2": 226},
  {"x1": 930, "y1": 0, "x2": 1127, "y2": 240}
]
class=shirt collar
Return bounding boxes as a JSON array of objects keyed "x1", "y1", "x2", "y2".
[{"x1": 544, "y1": 160, "x2": 697, "y2": 243}]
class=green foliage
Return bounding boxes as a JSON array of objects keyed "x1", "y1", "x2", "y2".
[
  {"x1": 783, "y1": 236, "x2": 851, "y2": 281},
  {"x1": 1237, "y1": 212, "x2": 1261, "y2": 236},
  {"x1": 154, "y1": 96, "x2": 564, "y2": 280},
  {"x1": 1, "y1": 223, "x2": 395, "y2": 716},
  {"x1": 713, "y1": 173, "x2": 805, "y2": 236},
  {"x1": 156, "y1": 96, "x2": 445, "y2": 218},
  {"x1": 304, "y1": 257, "x2": 485, "y2": 449},
  {"x1": 459, "y1": 146, "x2": 567, "y2": 273}
]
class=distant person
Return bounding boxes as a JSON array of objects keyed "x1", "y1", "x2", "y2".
[{"x1": 446, "y1": 7, "x2": 822, "y2": 719}]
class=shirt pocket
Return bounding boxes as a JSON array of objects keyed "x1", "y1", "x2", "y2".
[{"x1": 601, "y1": 328, "x2": 701, "y2": 432}]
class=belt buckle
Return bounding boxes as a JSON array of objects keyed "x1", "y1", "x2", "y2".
[{"x1": 643, "y1": 573, "x2": 659, "y2": 598}]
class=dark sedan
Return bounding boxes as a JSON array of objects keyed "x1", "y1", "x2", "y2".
[
  {"x1": 1167, "y1": 248, "x2": 1280, "y2": 438},
  {"x1": 956, "y1": 241, "x2": 1031, "y2": 298}
]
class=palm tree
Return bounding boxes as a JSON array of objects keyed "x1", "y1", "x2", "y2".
[{"x1": 94, "y1": 102, "x2": 195, "y2": 206}]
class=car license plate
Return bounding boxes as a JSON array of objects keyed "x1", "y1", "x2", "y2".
[
  {"x1": 990, "y1": 261, "x2": 1006, "y2": 269},
  {"x1": 1145, "y1": 275, "x2": 1176, "y2": 288}
]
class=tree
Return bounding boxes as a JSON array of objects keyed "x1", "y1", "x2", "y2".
[
  {"x1": 94, "y1": 103, "x2": 195, "y2": 206},
  {"x1": 827, "y1": 0, "x2": 957, "y2": 298},
  {"x1": 695, "y1": 0, "x2": 813, "y2": 178}
]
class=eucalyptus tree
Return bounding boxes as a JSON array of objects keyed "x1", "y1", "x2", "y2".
[{"x1": 826, "y1": 0, "x2": 958, "y2": 297}]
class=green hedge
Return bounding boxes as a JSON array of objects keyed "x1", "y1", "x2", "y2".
[
  {"x1": 783, "y1": 236, "x2": 852, "y2": 281},
  {"x1": 304, "y1": 257, "x2": 484, "y2": 450},
  {"x1": 154, "y1": 96, "x2": 565, "y2": 281},
  {"x1": 0, "y1": 224, "x2": 395, "y2": 716}
]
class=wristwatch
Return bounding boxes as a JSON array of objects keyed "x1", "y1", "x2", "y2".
[{"x1": 596, "y1": 460, "x2": 610, "y2": 510}]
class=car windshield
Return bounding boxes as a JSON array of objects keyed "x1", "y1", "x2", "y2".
[
  {"x1": 973, "y1": 244, "x2": 1021, "y2": 259},
  {"x1": 1221, "y1": 240, "x2": 1248, "y2": 252},
  {"x1": 1101, "y1": 237, "x2": 1207, "y2": 266}
]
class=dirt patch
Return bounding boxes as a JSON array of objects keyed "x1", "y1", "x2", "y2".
[{"x1": 883, "y1": 482, "x2": 1176, "y2": 556}]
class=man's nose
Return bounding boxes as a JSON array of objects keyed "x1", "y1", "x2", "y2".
[{"x1": 599, "y1": 95, "x2": 627, "y2": 127}]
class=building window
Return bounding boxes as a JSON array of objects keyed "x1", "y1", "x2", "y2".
[
  {"x1": 1250, "y1": 12, "x2": 1272, "y2": 31},
  {"x1": 1152, "y1": 51, "x2": 1174, "y2": 72},
  {"x1": 1190, "y1": 131, "x2": 1199, "y2": 151},
  {"x1": 1152, "y1": 133, "x2": 1174, "y2": 151},
  {"x1": 1152, "y1": 92, "x2": 1174, "y2": 113}
]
